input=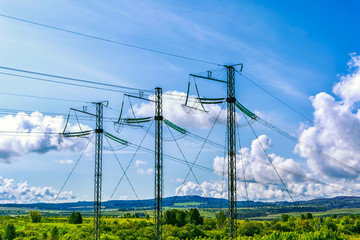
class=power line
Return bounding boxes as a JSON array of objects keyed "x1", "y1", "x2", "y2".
[
  {"x1": 172, "y1": 102, "x2": 225, "y2": 206},
  {"x1": 46, "y1": 134, "x2": 93, "y2": 215},
  {"x1": 0, "y1": 107, "x2": 116, "y2": 121},
  {"x1": 105, "y1": 136, "x2": 148, "y2": 216},
  {"x1": 158, "y1": 115, "x2": 360, "y2": 197},
  {"x1": 236, "y1": 70, "x2": 312, "y2": 122},
  {"x1": 104, "y1": 121, "x2": 154, "y2": 208},
  {"x1": 0, "y1": 68, "x2": 151, "y2": 94},
  {"x1": 0, "y1": 13, "x2": 220, "y2": 66},
  {"x1": 0, "y1": 90, "x2": 86, "y2": 103},
  {"x1": 166, "y1": 124, "x2": 218, "y2": 217},
  {"x1": 235, "y1": 70, "x2": 360, "y2": 156},
  {"x1": 0, "y1": 69, "x2": 201, "y2": 103},
  {"x1": 243, "y1": 112, "x2": 302, "y2": 214}
]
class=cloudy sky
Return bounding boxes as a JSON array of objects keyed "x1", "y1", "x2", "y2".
[{"x1": 0, "y1": 0, "x2": 360, "y2": 204}]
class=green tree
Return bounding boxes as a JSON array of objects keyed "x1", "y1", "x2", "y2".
[
  {"x1": 305, "y1": 212, "x2": 313, "y2": 219},
  {"x1": 41, "y1": 232, "x2": 48, "y2": 240},
  {"x1": 216, "y1": 211, "x2": 226, "y2": 227},
  {"x1": 186, "y1": 208, "x2": 203, "y2": 225},
  {"x1": 75, "y1": 212, "x2": 83, "y2": 224},
  {"x1": 281, "y1": 214, "x2": 289, "y2": 222},
  {"x1": 4, "y1": 224, "x2": 16, "y2": 240},
  {"x1": 29, "y1": 211, "x2": 41, "y2": 223},
  {"x1": 238, "y1": 220, "x2": 263, "y2": 236},
  {"x1": 164, "y1": 210, "x2": 177, "y2": 225},
  {"x1": 50, "y1": 226, "x2": 59, "y2": 240},
  {"x1": 175, "y1": 210, "x2": 187, "y2": 227},
  {"x1": 68, "y1": 211, "x2": 83, "y2": 224}
]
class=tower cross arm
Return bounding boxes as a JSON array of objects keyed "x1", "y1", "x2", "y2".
[{"x1": 189, "y1": 74, "x2": 227, "y2": 83}]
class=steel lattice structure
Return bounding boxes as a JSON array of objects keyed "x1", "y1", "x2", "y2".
[
  {"x1": 226, "y1": 66, "x2": 237, "y2": 239},
  {"x1": 154, "y1": 87, "x2": 163, "y2": 240},
  {"x1": 93, "y1": 102, "x2": 104, "y2": 240}
]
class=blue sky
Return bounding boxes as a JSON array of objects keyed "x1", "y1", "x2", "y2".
[{"x1": 0, "y1": 0, "x2": 360, "y2": 203}]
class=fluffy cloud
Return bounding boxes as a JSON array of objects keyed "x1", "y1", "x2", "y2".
[
  {"x1": 136, "y1": 168, "x2": 154, "y2": 175},
  {"x1": 173, "y1": 55, "x2": 360, "y2": 201},
  {"x1": 118, "y1": 195, "x2": 128, "y2": 200},
  {"x1": 135, "y1": 159, "x2": 147, "y2": 167},
  {"x1": 134, "y1": 159, "x2": 153, "y2": 175},
  {"x1": 133, "y1": 91, "x2": 227, "y2": 129},
  {"x1": 207, "y1": 134, "x2": 360, "y2": 201},
  {"x1": 213, "y1": 135, "x2": 304, "y2": 185},
  {"x1": 210, "y1": 135, "x2": 313, "y2": 201},
  {"x1": 55, "y1": 159, "x2": 74, "y2": 164},
  {"x1": 296, "y1": 54, "x2": 360, "y2": 180},
  {"x1": 175, "y1": 180, "x2": 227, "y2": 199},
  {"x1": 0, "y1": 176, "x2": 75, "y2": 203},
  {"x1": 0, "y1": 112, "x2": 91, "y2": 163}
]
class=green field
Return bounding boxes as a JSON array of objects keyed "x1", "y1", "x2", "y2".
[
  {"x1": 252, "y1": 208, "x2": 360, "y2": 221},
  {"x1": 1, "y1": 207, "x2": 360, "y2": 239}
]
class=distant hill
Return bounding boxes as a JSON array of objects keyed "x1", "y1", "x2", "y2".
[{"x1": 1, "y1": 195, "x2": 360, "y2": 213}]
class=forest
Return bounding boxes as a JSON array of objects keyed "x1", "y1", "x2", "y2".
[{"x1": 1, "y1": 209, "x2": 360, "y2": 239}]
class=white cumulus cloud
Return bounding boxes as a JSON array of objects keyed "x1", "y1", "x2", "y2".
[
  {"x1": 136, "y1": 168, "x2": 154, "y2": 175},
  {"x1": 55, "y1": 159, "x2": 74, "y2": 164},
  {"x1": 0, "y1": 112, "x2": 91, "y2": 163},
  {"x1": 135, "y1": 159, "x2": 147, "y2": 167},
  {"x1": 133, "y1": 91, "x2": 226, "y2": 129},
  {"x1": 175, "y1": 180, "x2": 227, "y2": 199},
  {"x1": 0, "y1": 176, "x2": 75, "y2": 203},
  {"x1": 296, "y1": 53, "x2": 360, "y2": 180}
]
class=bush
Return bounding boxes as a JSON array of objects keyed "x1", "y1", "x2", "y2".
[
  {"x1": 186, "y1": 208, "x2": 203, "y2": 225},
  {"x1": 50, "y1": 226, "x2": 59, "y2": 240},
  {"x1": 4, "y1": 224, "x2": 16, "y2": 240},
  {"x1": 68, "y1": 211, "x2": 83, "y2": 224},
  {"x1": 29, "y1": 211, "x2": 41, "y2": 223},
  {"x1": 216, "y1": 212, "x2": 226, "y2": 227},
  {"x1": 281, "y1": 214, "x2": 289, "y2": 222}
]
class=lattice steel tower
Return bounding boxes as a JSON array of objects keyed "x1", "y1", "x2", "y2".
[
  {"x1": 93, "y1": 102, "x2": 104, "y2": 240},
  {"x1": 226, "y1": 66, "x2": 237, "y2": 239},
  {"x1": 154, "y1": 87, "x2": 163, "y2": 240}
]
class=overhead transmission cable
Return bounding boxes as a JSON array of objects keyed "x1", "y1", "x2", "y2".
[
  {"x1": 0, "y1": 69, "x2": 202, "y2": 103},
  {"x1": 0, "y1": 66, "x2": 153, "y2": 93},
  {"x1": 219, "y1": 136, "x2": 227, "y2": 213},
  {"x1": 235, "y1": 69, "x2": 360, "y2": 157},
  {"x1": 46, "y1": 134, "x2": 94, "y2": 215},
  {"x1": 104, "y1": 134, "x2": 316, "y2": 194},
  {"x1": 0, "y1": 106, "x2": 116, "y2": 123},
  {"x1": 0, "y1": 13, "x2": 220, "y2": 66},
  {"x1": 0, "y1": 91, "x2": 86, "y2": 103},
  {"x1": 160, "y1": 108, "x2": 360, "y2": 196},
  {"x1": 104, "y1": 121, "x2": 154, "y2": 209},
  {"x1": 242, "y1": 112, "x2": 302, "y2": 214},
  {"x1": 244, "y1": 153, "x2": 356, "y2": 195},
  {"x1": 237, "y1": 124, "x2": 254, "y2": 220},
  {"x1": 105, "y1": 136, "x2": 147, "y2": 215},
  {"x1": 236, "y1": 101, "x2": 360, "y2": 181},
  {"x1": 160, "y1": 113, "x2": 359, "y2": 196},
  {"x1": 171, "y1": 102, "x2": 225, "y2": 207},
  {"x1": 166, "y1": 124, "x2": 218, "y2": 216},
  {"x1": 0, "y1": 71, "x2": 146, "y2": 95}
]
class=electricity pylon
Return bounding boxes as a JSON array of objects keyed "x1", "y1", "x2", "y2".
[
  {"x1": 154, "y1": 87, "x2": 163, "y2": 240},
  {"x1": 226, "y1": 66, "x2": 237, "y2": 239},
  {"x1": 189, "y1": 64, "x2": 242, "y2": 239},
  {"x1": 93, "y1": 102, "x2": 104, "y2": 240}
]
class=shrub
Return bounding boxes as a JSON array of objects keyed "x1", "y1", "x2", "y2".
[
  {"x1": 281, "y1": 214, "x2": 289, "y2": 222},
  {"x1": 29, "y1": 211, "x2": 41, "y2": 223},
  {"x1": 50, "y1": 226, "x2": 59, "y2": 240},
  {"x1": 4, "y1": 223, "x2": 16, "y2": 240},
  {"x1": 68, "y1": 211, "x2": 83, "y2": 224}
]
